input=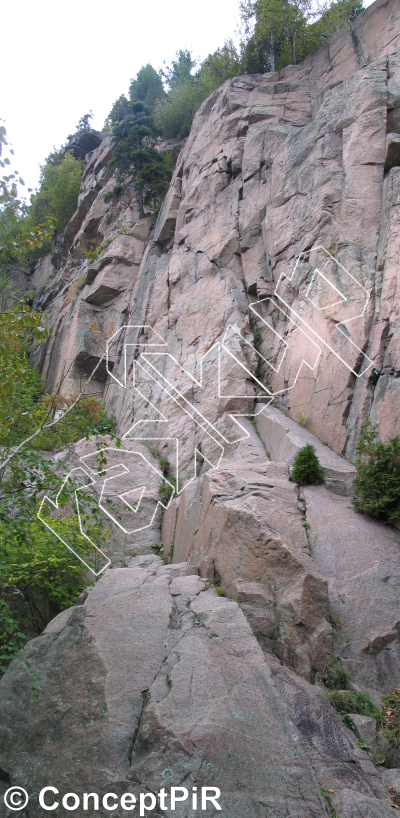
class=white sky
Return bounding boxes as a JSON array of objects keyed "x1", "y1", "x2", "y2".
[
  {"x1": 1, "y1": 0, "x2": 375, "y2": 195},
  {"x1": 1, "y1": 0, "x2": 242, "y2": 193}
]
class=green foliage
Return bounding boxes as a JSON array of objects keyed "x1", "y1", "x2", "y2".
[
  {"x1": 381, "y1": 690, "x2": 400, "y2": 747},
  {"x1": 0, "y1": 305, "x2": 114, "y2": 449},
  {"x1": 352, "y1": 419, "x2": 400, "y2": 523},
  {"x1": 311, "y1": 0, "x2": 363, "y2": 38},
  {"x1": 240, "y1": 0, "x2": 363, "y2": 73},
  {"x1": 82, "y1": 238, "x2": 113, "y2": 262},
  {"x1": 31, "y1": 150, "x2": 84, "y2": 235},
  {"x1": 319, "y1": 785, "x2": 338, "y2": 818},
  {"x1": 103, "y1": 184, "x2": 123, "y2": 203},
  {"x1": 291, "y1": 443, "x2": 324, "y2": 485},
  {"x1": 320, "y1": 655, "x2": 351, "y2": 690},
  {"x1": 159, "y1": 457, "x2": 170, "y2": 476},
  {"x1": 328, "y1": 689, "x2": 381, "y2": 720},
  {"x1": 0, "y1": 303, "x2": 117, "y2": 670},
  {"x1": 0, "y1": 122, "x2": 84, "y2": 277},
  {"x1": 129, "y1": 64, "x2": 166, "y2": 111},
  {"x1": 154, "y1": 82, "x2": 202, "y2": 140},
  {"x1": 216, "y1": 587, "x2": 226, "y2": 596},
  {"x1": 161, "y1": 50, "x2": 197, "y2": 91},
  {"x1": 159, "y1": 481, "x2": 174, "y2": 505},
  {"x1": 150, "y1": 542, "x2": 169, "y2": 564},
  {"x1": 0, "y1": 474, "x2": 108, "y2": 671},
  {"x1": 109, "y1": 101, "x2": 173, "y2": 218},
  {"x1": 155, "y1": 44, "x2": 241, "y2": 139},
  {"x1": 106, "y1": 95, "x2": 129, "y2": 126},
  {"x1": 0, "y1": 123, "x2": 56, "y2": 273},
  {"x1": 240, "y1": 0, "x2": 317, "y2": 72},
  {"x1": 197, "y1": 42, "x2": 242, "y2": 96},
  {"x1": 75, "y1": 111, "x2": 93, "y2": 132}
]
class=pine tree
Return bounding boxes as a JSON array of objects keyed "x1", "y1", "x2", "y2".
[{"x1": 109, "y1": 102, "x2": 172, "y2": 218}]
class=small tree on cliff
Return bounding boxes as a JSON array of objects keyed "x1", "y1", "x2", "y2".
[
  {"x1": 109, "y1": 101, "x2": 172, "y2": 218},
  {"x1": 352, "y1": 419, "x2": 400, "y2": 523},
  {"x1": 292, "y1": 443, "x2": 324, "y2": 485}
]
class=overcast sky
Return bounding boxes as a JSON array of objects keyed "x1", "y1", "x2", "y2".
[{"x1": 1, "y1": 0, "x2": 374, "y2": 195}]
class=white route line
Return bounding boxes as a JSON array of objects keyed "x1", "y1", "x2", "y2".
[{"x1": 37, "y1": 245, "x2": 375, "y2": 570}]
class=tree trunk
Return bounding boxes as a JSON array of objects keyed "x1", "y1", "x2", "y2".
[{"x1": 269, "y1": 30, "x2": 275, "y2": 72}]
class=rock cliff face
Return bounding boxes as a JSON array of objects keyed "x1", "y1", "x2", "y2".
[
  {"x1": 2, "y1": 0, "x2": 400, "y2": 815},
  {"x1": 31, "y1": 0, "x2": 400, "y2": 457}
]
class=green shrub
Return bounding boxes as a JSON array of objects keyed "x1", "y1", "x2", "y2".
[
  {"x1": 352, "y1": 419, "x2": 400, "y2": 523},
  {"x1": 159, "y1": 457, "x2": 170, "y2": 476},
  {"x1": 292, "y1": 443, "x2": 324, "y2": 485},
  {"x1": 103, "y1": 184, "x2": 123, "y2": 204},
  {"x1": 320, "y1": 656, "x2": 351, "y2": 690},
  {"x1": 31, "y1": 150, "x2": 84, "y2": 233},
  {"x1": 0, "y1": 507, "x2": 107, "y2": 672},
  {"x1": 158, "y1": 481, "x2": 174, "y2": 505},
  {"x1": 82, "y1": 238, "x2": 113, "y2": 263},
  {"x1": 381, "y1": 690, "x2": 400, "y2": 747},
  {"x1": 129, "y1": 64, "x2": 166, "y2": 112},
  {"x1": 328, "y1": 689, "x2": 381, "y2": 720},
  {"x1": 108, "y1": 101, "x2": 173, "y2": 218}
]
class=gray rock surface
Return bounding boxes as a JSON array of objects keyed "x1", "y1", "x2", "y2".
[
  {"x1": 30, "y1": 0, "x2": 400, "y2": 464},
  {"x1": 304, "y1": 485, "x2": 400, "y2": 695},
  {"x1": 256, "y1": 405, "x2": 356, "y2": 496},
  {"x1": 0, "y1": 559, "x2": 394, "y2": 818}
]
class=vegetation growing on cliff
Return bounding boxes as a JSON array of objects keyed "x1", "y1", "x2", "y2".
[
  {"x1": 108, "y1": 101, "x2": 173, "y2": 217},
  {"x1": 352, "y1": 419, "x2": 400, "y2": 523},
  {"x1": 104, "y1": 1, "x2": 364, "y2": 144},
  {"x1": 0, "y1": 302, "x2": 115, "y2": 672},
  {"x1": 240, "y1": 0, "x2": 363, "y2": 73},
  {"x1": 0, "y1": 119, "x2": 88, "y2": 288},
  {"x1": 0, "y1": 124, "x2": 56, "y2": 284},
  {"x1": 292, "y1": 443, "x2": 324, "y2": 485}
]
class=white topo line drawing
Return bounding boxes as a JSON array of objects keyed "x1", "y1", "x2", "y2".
[{"x1": 37, "y1": 247, "x2": 375, "y2": 575}]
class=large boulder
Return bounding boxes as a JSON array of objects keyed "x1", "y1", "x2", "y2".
[{"x1": 0, "y1": 558, "x2": 394, "y2": 818}]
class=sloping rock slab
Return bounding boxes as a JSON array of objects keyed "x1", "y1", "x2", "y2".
[
  {"x1": 163, "y1": 456, "x2": 332, "y2": 679},
  {"x1": 1, "y1": 558, "x2": 393, "y2": 818},
  {"x1": 0, "y1": 560, "x2": 324, "y2": 817},
  {"x1": 256, "y1": 406, "x2": 355, "y2": 496},
  {"x1": 304, "y1": 485, "x2": 400, "y2": 695},
  {"x1": 0, "y1": 559, "x2": 393, "y2": 817}
]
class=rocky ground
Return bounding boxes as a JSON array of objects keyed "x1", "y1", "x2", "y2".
[{"x1": 0, "y1": 557, "x2": 396, "y2": 818}]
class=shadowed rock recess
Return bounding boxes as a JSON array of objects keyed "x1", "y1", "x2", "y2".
[{"x1": 2, "y1": 0, "x2": 400, "y2": 815}]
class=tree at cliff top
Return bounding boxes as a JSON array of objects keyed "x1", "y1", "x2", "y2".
[
  {"x1": 154, "y1": 45, "x2": 241, "y2": 139},
  {"x1": 108, "y1": 101, "x2": 173, "y2": 218},
  {"x1": 129, "y1": 64, "x2": 166, "y2": 112},
  {"x1": 30, "y1": 150, "x2": 84, "y2": 237},
  {"x1": 240, "y1": 0, "x2": 363, "y2": 73},
  {"x1": 150, "y1": 0, "x2": 362, "y2": 139}
]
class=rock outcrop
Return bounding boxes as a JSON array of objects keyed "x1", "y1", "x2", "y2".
[
  {"x1": 30, "y1": 0, "x2": 400, "y2": 460},
  {"x1": 0, "y1": 558, "x2": 395, "y2": 818}
]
